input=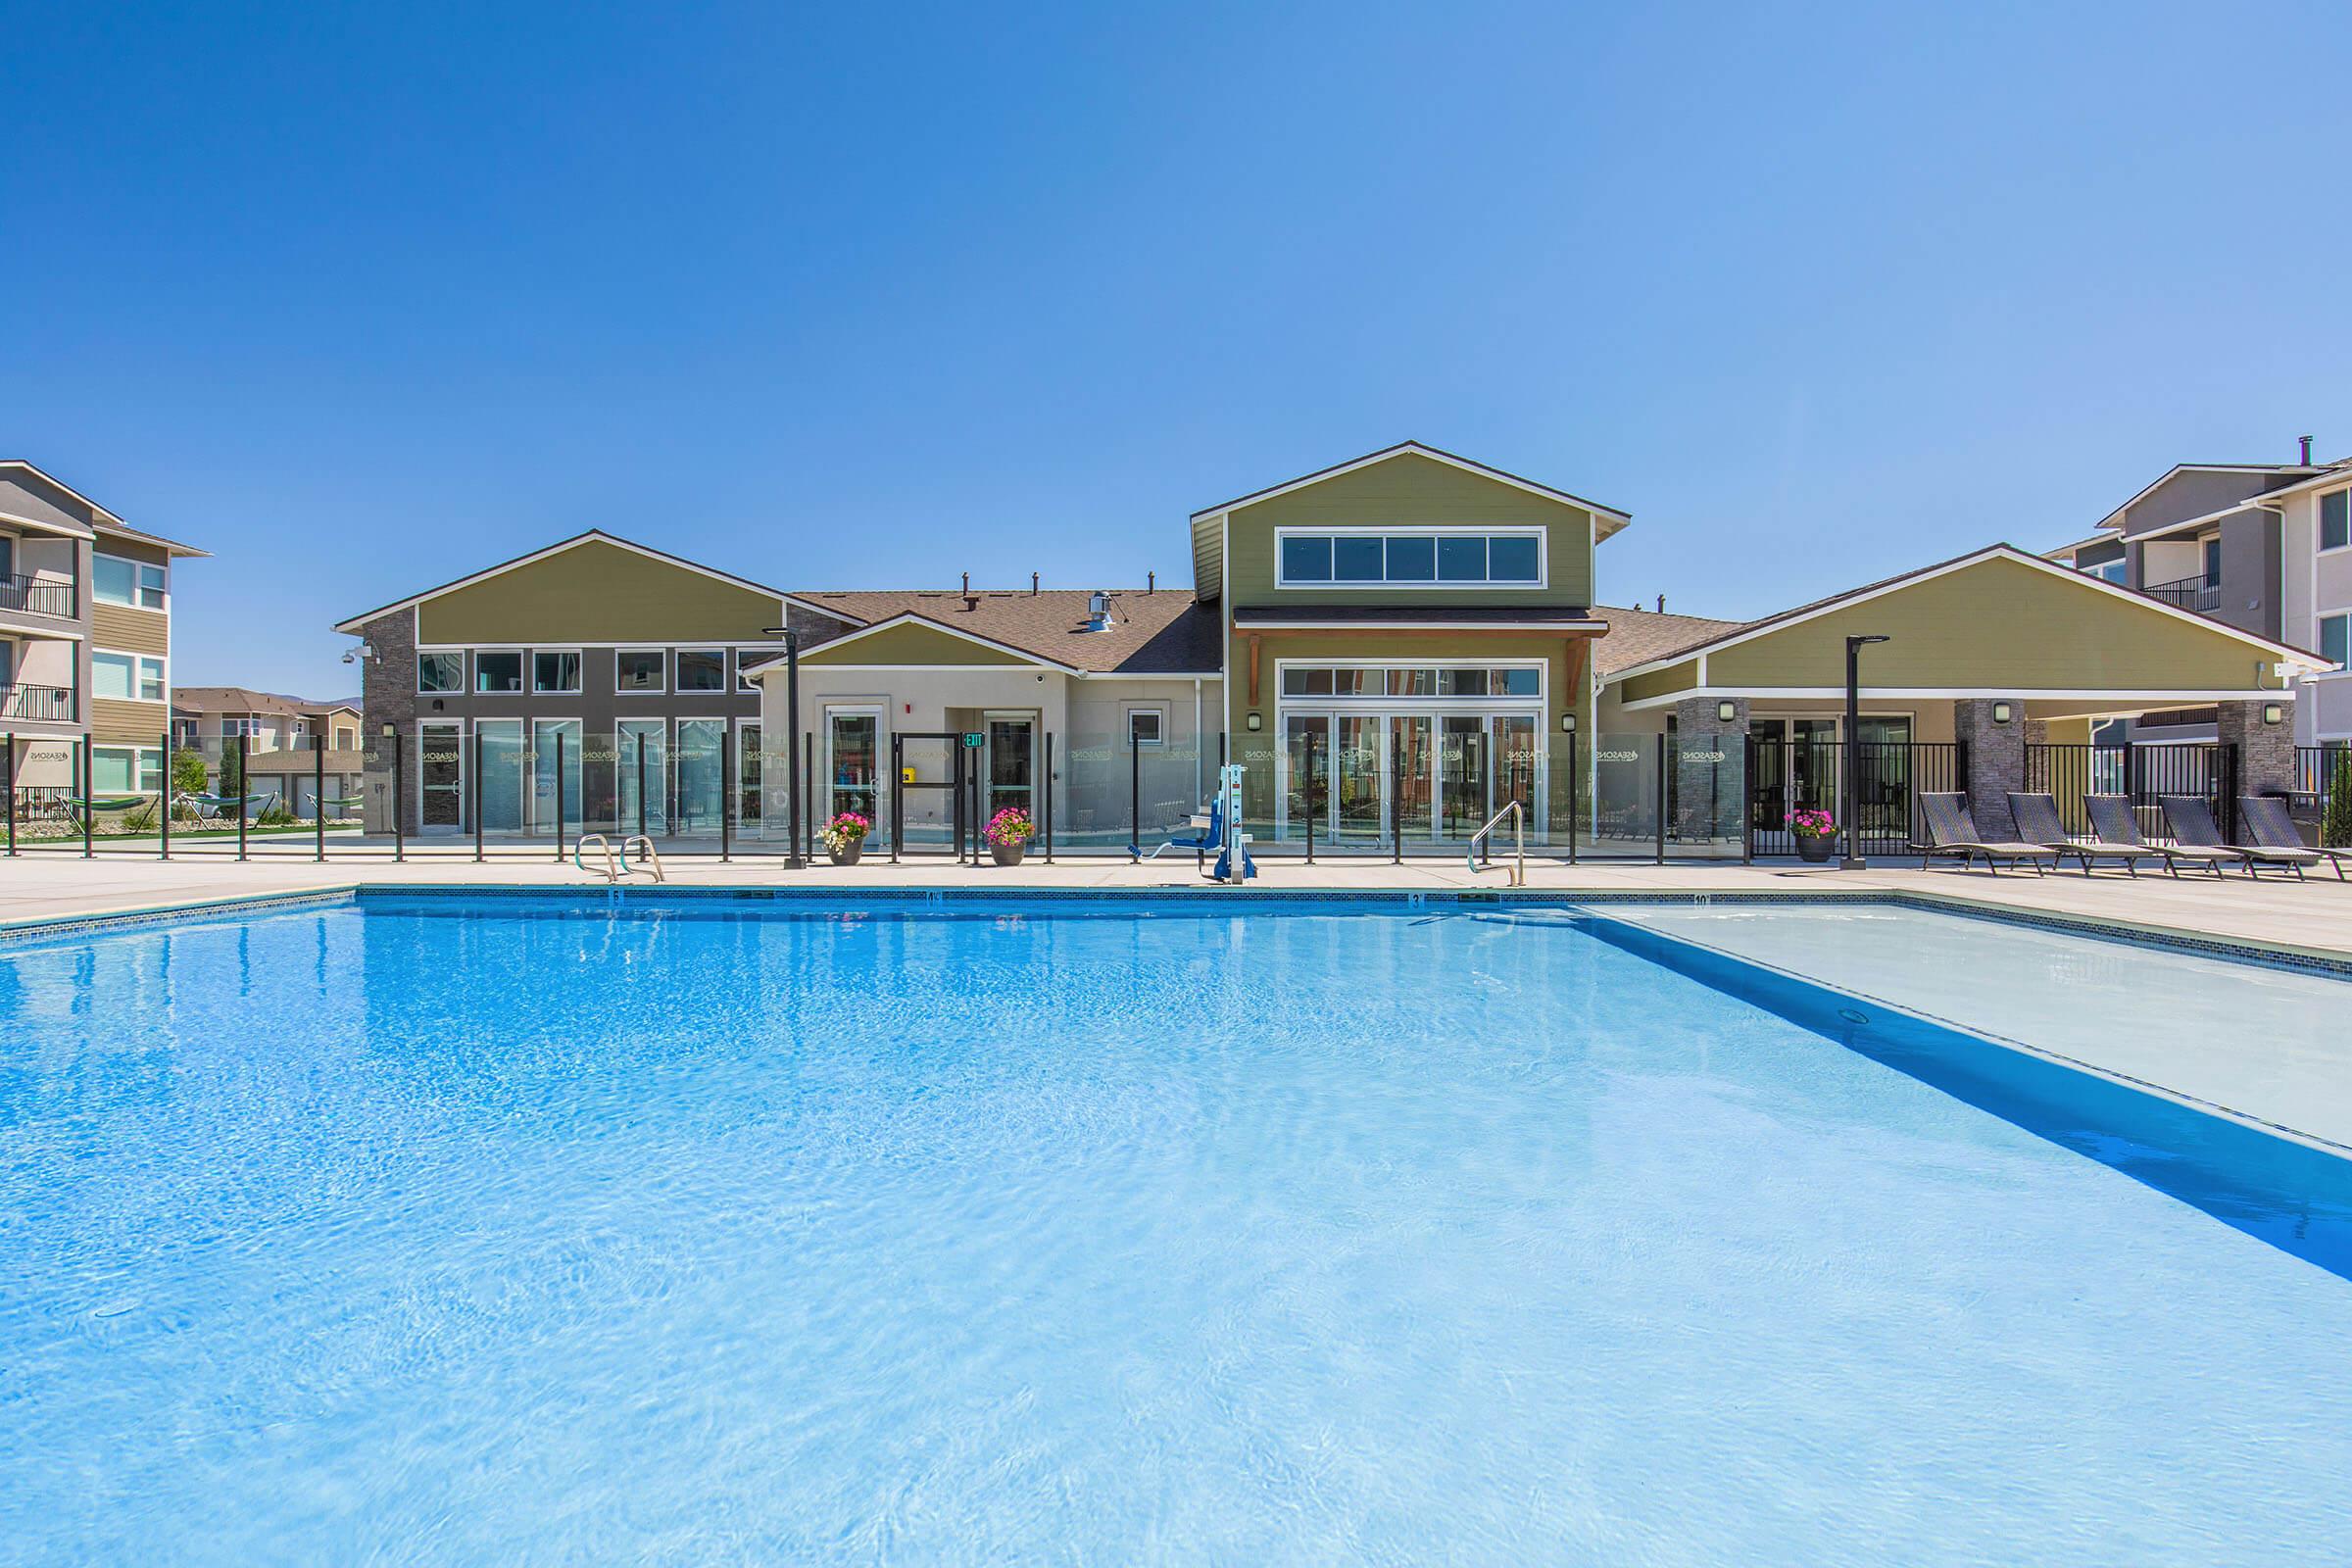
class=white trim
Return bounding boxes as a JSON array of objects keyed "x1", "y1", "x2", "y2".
[
  {"x1": 1234, "y1": 617, "x2": 1606, "y2": 632},
  {"x1": 469, "y1": 649, "x2": 526, "y2": 695},
  {"x1": 330, "y1": 529, "x2": 829, "y2": 634},
  {"x1": 743, "y1": 611, "x2": 1080, "y2": 674},
  {"x1": 614, "y1": 647, "x2": 669, "y2": 695},
  {"x1": 1615, "y1": 685, "x2": 2295, "y2": 711},
  {"x1": 1604, "y1": 544, "x2": 2331, "y2": 681},
  {"x1": 2215, "y1": 464, "x2": 2352, "y2": 505},
  {"x1": 0, "y1": 625, "x2": 83, "y2": 641},
  {"x1": 90, "y1": 646, "x2": 169, "y2": 704},
  {"x1": 529, "y1": 648, "x2": 584, "y2": 696},
  {"x1": 1189, "y1": 441, "x2": 1632, "y2": 526},
  {"x1": 0, "y1": 507, "x2": 96, "y2": 541},
  {"x1": 416, "y1": 649, "x2": 466, "y2": 696},
  {"x1": 415, "y1": 640, "x2": 790, "y2": 652},
  {"x1": 1123, "y1": 704, "x2": 1166, "y2": 747},
  {"x1": 91, "y1": 549, "x2": 169, "y2": 613},
  {"x1": 1271, "y1": 525, "x2": 1548, "y2": 591},
  {"x1": 670, "y1": 647, "x2": 731, "y2": 696}
]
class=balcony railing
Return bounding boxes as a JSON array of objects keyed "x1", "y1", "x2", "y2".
[
  {"x1": 0, "y1": 573, "x2": 74, "y2": 618},
  {"x1": 2144, "y1": 573, "x2": 2221, "y2": 612},
  {"x1": 0, "y1": 683, "x2": 74, "y2": 722}
]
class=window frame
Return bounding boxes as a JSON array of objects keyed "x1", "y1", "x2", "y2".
[
  {"x1": 1126, "y1": 706, "x2": 1166, "y2": 748},
  {"x1": 2322, "y1": 488, "x2": 2352, "y2": 555},
  {"x1": 531, "y1": 648, "x2": 583, "y2": 695},
  {"x1": 472, "y1": 651, "x2": 524, "y2": 695},
  {"x1": 1275, "y1": 660, "x2": 1547, "y2": 705},
  {"x1": 91, "y1": 648, "x2": 168, "y2": 703},
  {"x1": 92, "y1": 551, "x2": 169, "y2": 612},
  {"x1": 615, "y1": 648, "x2": 668, "y2": 695},
  {"x1": 90, "y1": 745, "x2": 164, "y2": 794},
  {"x1": 416, "y1": 650, "x2": 466, "y2": 694},
  {"x1": 673, "y1": 647, "x2": 727, "y2": 694},
  {"x1": 2320, "y1": 610, "x2": 2352, "y2": 671},
  {"x1": 1272, "y1": 526, "x2": 1548, "y2": 590}
]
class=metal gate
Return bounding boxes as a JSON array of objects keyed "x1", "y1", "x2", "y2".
[
  {"x1": 888, "y1": 731, "x2": 978, "y2": 860},
  {"x1": 1746, "y1": 738, "x2": 1963, "y2": 858},
  {"x1": 2024, "y1": 742, "x2": 2238, "y2": 840}
]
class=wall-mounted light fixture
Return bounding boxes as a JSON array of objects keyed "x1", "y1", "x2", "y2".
[
  {"x1": 1716, "y1": 700, "x2": 1739, "y2": 723},
  {"x1": 1245, "y1": 711, "x2": 1262, "y2": 732},
  {"x1": 2264, "y1": 702, "x2": 2284, "y2": 725},
  {"x1": 1990, "y1": 701, "x2": 2013, "y2": 724},
  {"x1": 1560, "y1": 712, "x2": 1578, "y2": 733},
  {"x1": 379, "y1": 723, "x2": 395, "y2": 738}
]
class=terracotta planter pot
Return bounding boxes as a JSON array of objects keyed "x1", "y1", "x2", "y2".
[
  {"x1": 991, "y1": 842, "x2": 1027, "y2": 867},
  {"x1": 828, "y1": 842, "x2": 862, "y2": 866},
  {"x1": 1795, "y1": 834, "x2": 1833, "y2": 863}
]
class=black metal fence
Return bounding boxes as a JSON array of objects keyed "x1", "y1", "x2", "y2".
[
  {"x1": 1744, "y1": 738, "x2": 1961, "y2": 857},
  {"x1": 2024, "y1": 742, "x2": 2238, "y2": 840},
  {"x1": 2295, "y1": 744, "x2": 2349, "y2": 815}
]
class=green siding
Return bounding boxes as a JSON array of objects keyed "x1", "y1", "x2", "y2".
[
  {"x1": 1223, "y1": 452, "x2": 1596, "y2": 610},
  {"x1": 1619, "y1": 660, "x2": 1700, "y2": 705},
  {"x1": 418, "y1": 540, "x2": 782, "y2": 644},
  {"x1": 1659, "y1": 556, "x2": 2288, "y2": 693}
]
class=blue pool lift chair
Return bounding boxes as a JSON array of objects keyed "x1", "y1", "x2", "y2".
[{"x1": 1133, "y1": 796, "x2": 1256, "y2": 879}]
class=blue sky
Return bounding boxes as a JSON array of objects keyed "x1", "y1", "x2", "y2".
[{"x1": 8, "y1": 1, "x2": 2352, "y2": 694}]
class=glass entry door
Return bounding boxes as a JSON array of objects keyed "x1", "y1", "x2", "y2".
[
  {"x1": 827, "y1": 710, "x2": 880, "y2": 826},
  {"x1": 531, "y1": 718, "x2": 581, "y2": 836},
  {"x1": 1438, "y1": 715, "x2": 1488, "y2": 840},
  {"x1": 419, "y1": 722, "x2": 464, "y2": 831},
  {"x1": 615, "y1": 719, "x2": 666, "y2": 835},
  {"x1": 984, "y1": 714, "x2": 1035, "y2": 822}
]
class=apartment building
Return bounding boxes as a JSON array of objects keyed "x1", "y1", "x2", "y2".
[
  {"x1": 171, "y1": 687, "x2": 365, "y2": 816},
  {"x1": 0, "y1": 460, "x2": 207, "y2": 794}
]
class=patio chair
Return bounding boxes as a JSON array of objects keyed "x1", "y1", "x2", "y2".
[
  {"x1": 2158, "y1": 795, "x2": 2314, "y2": 880},
  {"x1": 1911, "y1": 792, "x2": 2056, "y2": 874},
  {"x1": 2238, "y1": 794, "x2": 2351, "y2": 883},
  {"x1": 2081, "y1": 795, "x2": 2239, "y2": 879},
  {"x1": 2005, "y1": 791, "x2": 2159, "y2": 877}
]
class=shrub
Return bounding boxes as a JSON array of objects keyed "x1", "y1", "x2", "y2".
[
  {"x1": 171, "y1": 747, "x2": 208, "y2": 798},
  {"x1": 2324, "y1": 749, "x2": 2352, "y2": 850},
  {"x1": 256, "y1": 804, "x2": 297, "y2": 827}
]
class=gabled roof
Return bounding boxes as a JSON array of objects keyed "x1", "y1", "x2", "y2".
[
  {"x1": 1592, "y1": 604, "x2": 1750, "y2": 675},
  {"x1": 172, "y1": 686, "x2": 358, "y2": 718},
  {"x1": 1188, "y1": 440, "x2": 1632, "y2": 530},
  {"x1": 1603, "y1": 543, "x2": 2331, "y2": 683},
  {"x1": 332, "y1": 529, "x2": 819, "y2": 634},
  {"x1": 2224, "y1": 459, "x2": 2352, "y2": 504},
  {"x1": 2091, "y1": 462, "x2": 2319, "y2": 533},
  {"x1": 751, "y1": 588, "x2": 1222, "y2": 675},
  {"x1": 0, "y1": 460, "x2": 209, "y2": 556}
]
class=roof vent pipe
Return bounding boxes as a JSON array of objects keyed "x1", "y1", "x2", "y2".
[
  {"x1": 2301, "y1": 434, "x2": 2315, "y2": 465},
  {"x1": 1655, "y1": 594, "x2": 1665, "y2": 613},
  {"x1": 961, "y1": 571, "x2": 970, "y2": 596},
  {"x1": 1087, "y1": 591, "x2": 1111, "y2": 632},
  {"x1": 1148, "y1": 570, "x2": 1155, "y2": 594},
  {"x1": 1031, "y1": 571, "x2": 1040, "y2": 596}
]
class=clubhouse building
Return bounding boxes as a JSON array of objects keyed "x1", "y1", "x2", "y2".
[{"x1": 335, "y1": 443, "x2": 2328, "y2": 857}]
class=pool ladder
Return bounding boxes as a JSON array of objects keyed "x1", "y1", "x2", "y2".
[
  {"x1": 1465, "y1": 801, "x2": 1526, "y2": 887},
  {"x1": 575, "y1": 833, "x2": 665, "y2": 883}
]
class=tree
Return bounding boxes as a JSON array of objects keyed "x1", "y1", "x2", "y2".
[
  {"x1": 171, "y1": 746, "x2": 208, "y2": 798},
  {"x1": 2324, "y1": 748, "x2": 2352, "y2": 850},
  {"x1": 215, "y1": 743, "x2": 243, "y2": 801}
]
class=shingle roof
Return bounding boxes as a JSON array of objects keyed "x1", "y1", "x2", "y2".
[
  {"x1": 784, "y1": 589, "x2": 1222, "y2": 674},
  {"x1": 1592, "y1": 604, "x2": 1751, "y2": 675},
  {"x1": 172, "y1": 686, "x2": 358, "y2": 717}
]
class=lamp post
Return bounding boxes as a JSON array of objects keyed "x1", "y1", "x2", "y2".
[{"x1": 1842, "y1": 634, "x2": 1889, "y2": 869}]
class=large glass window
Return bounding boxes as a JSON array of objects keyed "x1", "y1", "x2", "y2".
[
  {"x1": 474, "y1": 652, "x2": 522, "y2": 693},
  {"x1": 1280, "y1": 663, "x2": 1543, "y2": 699},
  {"x1": 532, "y1": 650, "x2": 581, "y2": 693},
  {"x1": 675, "y1": 649, "x2": 725, "y2": 692},
  {"x1": 2325, "y1": 489, "x2": 2350, "y2": 552},
  {"x1": 91, "y1": 747, "x2": 160, "y2": 793},
  {"x1": 92, "y1": 651, "x2": 166, "y2": 701},
  {"x1": 1276, "y1": 530, "x2": 1544, "y2": 587},
  {"x1": 417, "y1": 652, "x2": 464, "y2": 693},
  {"x1": 617, "y1": 650, "x2": 665, "y2": 692},
  {"x1": 94, "y1": 554, "x2": 167, "y2": 610}
]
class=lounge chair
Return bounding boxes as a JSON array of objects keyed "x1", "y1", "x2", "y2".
[
  {"x1": 2081, "y1": 795, "x2": 2240, "y2": 879},
  {"x1": 2238, "y1": 795, "x2": 2351, "y2": 883},
  {"x1": 2158, "y1": 795, "x2": 2315, "y2": 880},
  {"x1": 1912, "y1": 792, "x2": 2056, "y2": 874},
  {"x1": 2005, "y1": 791, "x2": 2160, "y2": 877}
]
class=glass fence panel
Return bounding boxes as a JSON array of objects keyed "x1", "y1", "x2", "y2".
[
  {"x1": 1587, "y1": 732, "x2": 1661, "y2": 855},
  {"x1": 1667, "y1": 731, "x2": 1744, "y2": 856}
]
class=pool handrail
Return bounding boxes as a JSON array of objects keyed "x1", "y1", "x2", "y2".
[{"x1": 1466, "y1": 800, "x2": 1526, "y2": 887}]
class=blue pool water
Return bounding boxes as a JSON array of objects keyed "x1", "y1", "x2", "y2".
[{"x1": 2, "y1": 895, "x2": 2349, "y2": 1564}]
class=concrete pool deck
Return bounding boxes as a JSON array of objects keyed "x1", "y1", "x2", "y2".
[{"x1": 5, "y1": 847, "x2": 2351, "y2": 962}]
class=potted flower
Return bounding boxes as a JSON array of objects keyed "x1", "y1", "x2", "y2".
[
  {"x1": 1787, "y1": 807, "x2": 1837, "y2": 863},
  {"x1": 819, "y1": 810, "x2": 870, "y2": 866},
  {"x1": 983, "y1": 806, "x2": 1035, "y2": 867}
]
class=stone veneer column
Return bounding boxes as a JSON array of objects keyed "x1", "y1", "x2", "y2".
[
  {"x1": 358, "y1": 610, "x2": 417, "y2": 836},
  {"x1": 1952, "y1": 698, "x2": 2027, "y2": 839},
  {"x1": 2217, "y1": 696, "x2": 2295, "y2": 803},
  {"x1": 1671, "y1": 696, "x2": 1749, "y2": 844}
]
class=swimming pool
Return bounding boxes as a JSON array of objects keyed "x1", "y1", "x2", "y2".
[{"x1": 3, "y1": 893, "x2": 2348, "y2": 1563}]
